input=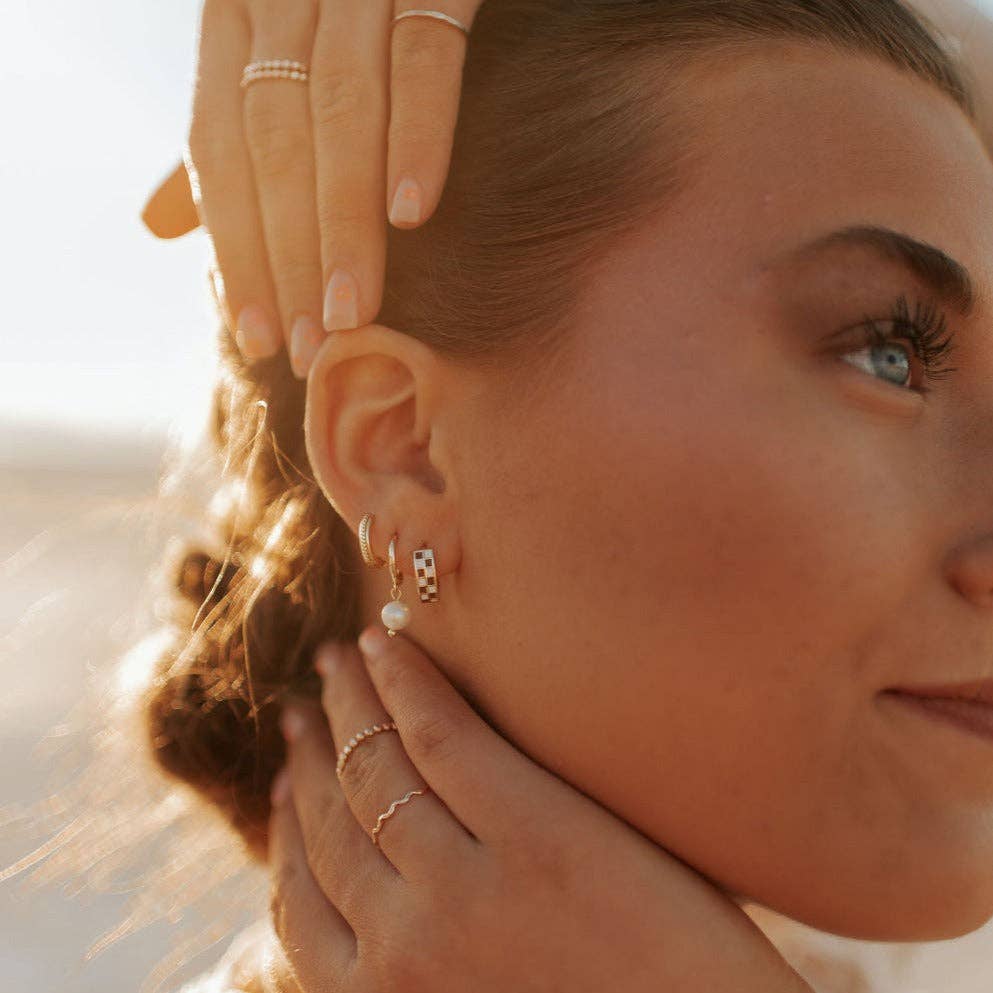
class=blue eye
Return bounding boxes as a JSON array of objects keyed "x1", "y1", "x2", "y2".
[
  {"x1": 838, "y1": 294, "x2": 958, "y2": 396},
  {"x1": 840, "y1": 335, "x2": 913, "y2": 389}
]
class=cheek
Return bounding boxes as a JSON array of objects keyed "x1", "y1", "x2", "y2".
[
  {"x1": 547, "y1": 342, "x2": 902, "y2": 703},
  {"x1": 470, "y1": 341, "x2": 902, "y2": 741},
  {"x1": 463, "y1": 340, "x2": 931, "y2": 917}
]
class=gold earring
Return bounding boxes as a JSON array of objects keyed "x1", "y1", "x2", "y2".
[
  {"x1": 412, "y1": 545, "x2": 439, "y2": 603},
  {"x1": 359, "y1": 513, "x2": 386, "y2": 568},
  {"x1": 381, "y1": 533, "x2": 411, "y2": 637}
]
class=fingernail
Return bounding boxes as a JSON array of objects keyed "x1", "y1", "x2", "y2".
[
  {"x1": 323, "y1": 269, "x2": 359, "y2": 331},
  {"x1": 270, "y1": 766, "x2": 291, "y2": 806},
  {"x1": 236, "y1": 304, "x2": 281, "y2": 360},
  {"x1": 289, "y1": 315, "x2": 325, "y2": 380},
  {"x1": 280, "y1": 705, "x2": 307, "y2": 742},
  {"x1": 358, "y1": 625, "x2": 390, "y2": 659},
  {"x1": 389, "y1": 175, "x2": 422, "y2": 226}
]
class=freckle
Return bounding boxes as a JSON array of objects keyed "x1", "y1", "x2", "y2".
[{"x1": 405, "y1": 188, "x2": 417, "y2": 199}]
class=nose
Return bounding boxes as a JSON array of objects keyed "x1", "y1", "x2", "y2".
[{"x1": 945, "y1": 532, "x2": 993, "y2": 608}]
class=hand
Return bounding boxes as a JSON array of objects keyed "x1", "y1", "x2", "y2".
[
  {"x1": 264, "y1": 626, "x2": 813, "y2": 993},
  {"x1": 141, "y1": 0, "x2": 482, "y2": 378}
]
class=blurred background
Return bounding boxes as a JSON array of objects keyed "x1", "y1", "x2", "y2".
[
  {"x1": 1, "y1": 2, "x2": 234, "y2": 991},
  {"x1": 3, "y1": 1, "x2": 993, "y2": 991}
]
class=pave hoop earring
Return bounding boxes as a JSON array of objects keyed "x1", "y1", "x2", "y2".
[
  {"x1": 359, "y1": 513, "x2": 386, "y2": 568},
  {"x1": 381, "y1": 533, "x2": 411, "y2": 637}
]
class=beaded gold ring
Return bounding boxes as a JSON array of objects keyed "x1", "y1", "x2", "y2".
[{"x1": 336, "y1": 721, "x2": 398, "y2": 778}]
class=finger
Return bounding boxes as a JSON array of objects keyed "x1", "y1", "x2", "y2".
[
  {"x1": 281, "y1": 698, "x2": 405, "y2": 923},
  {"x1": 189, "y1": 0, "x2": 282, "y2": 362},
  {"x1": 268, "y1": 772, "x2": 356, "y2": 990},
  {"x1": 294, "y1": 647, "x2": 475, "y2": 886},
  {"x1": 315, "y1": 642, "x2": 477, "y2": 882},
  {"x1": 141, "y1": 160, "x2": 201, "y2": 239},
  {"x1": 310, "y1": 1, "x2": 390, "y2": 331},
  {"x1": 243, "y1": 1, "x2": 327, "y2": 376},
  {"x1": 356, "y1": 625, "x2": 566, "y2": 850},
  {"x1": 386, "y1": 3, "x2": 476, "y2": 229}
]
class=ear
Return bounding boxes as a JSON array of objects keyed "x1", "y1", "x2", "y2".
[{"x1": 303, "y1": 324, "x2": 463, "y2": 585}]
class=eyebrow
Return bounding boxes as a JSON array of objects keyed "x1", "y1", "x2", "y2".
[{"x1": 772, "y1": 224, "x2": 979, "y2": 317}]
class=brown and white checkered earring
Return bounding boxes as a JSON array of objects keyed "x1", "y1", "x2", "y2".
[{"x1": 412, "y1": 545, "x2": 439, "y2": 603}]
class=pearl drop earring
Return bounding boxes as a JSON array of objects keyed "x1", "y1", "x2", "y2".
[{"x1": 381, "y1": 533, "x2": 411, "y2": 637}]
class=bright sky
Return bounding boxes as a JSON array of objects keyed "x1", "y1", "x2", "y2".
[
  {"x1": 1, "y1": 0, "x2": 210, "y2": 448},
  {"x1": 2, "y1": 0, "x2": 992, "y2": 452}
]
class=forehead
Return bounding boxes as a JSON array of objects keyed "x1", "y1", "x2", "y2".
[{"x1": 662, "y1": 39, "x2": 993, "y2": 277}]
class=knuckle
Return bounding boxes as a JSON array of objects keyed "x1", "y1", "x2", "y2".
[
  {"x1": 311, "y1": 68, "x2": 369, "y2": 132},
  {"x1": 337, "y1": 735, "x2": 388, "y2": 807},
  {"x1": 403, "y1": 710, "x2": 462, "y2": 765},
  {"x1": 245, "y1": 102, "x2": 307, "y2": 179},
  {"x1": 251, "y1": 135, "x2": 301, "y2": 183}
]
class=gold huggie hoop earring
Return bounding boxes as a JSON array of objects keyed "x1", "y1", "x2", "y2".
[
  {"x1": 412, "y1": 545, "x2": 439, "y2": 603},
  {"x1": 381, "y1": 533, "x2": 411, "y2": 637},
  {"x1": 359, "y1": 513, "x2": 386, "y2": 568}
]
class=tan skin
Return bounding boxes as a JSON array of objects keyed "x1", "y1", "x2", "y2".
[
  {"x1": 143, "y1": 0, "x2": 993, "y2": 373},
  {"x1": 263, "y1": 634, "x2": 814, "y2": 992},
  {"x1": 145, "y1": 3, "x2": 993, "y2": 990},
  {"x1": 239, "y1": 39, "x2": 993, "y2": 993},
  {"x1": 334, "y1": 36, "x2": 993, "y2": 935},
  {"x1": 144, "y1": 0, "x2": 483, "y2": 374}
]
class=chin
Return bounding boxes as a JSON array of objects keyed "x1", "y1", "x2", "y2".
[
  {"x1": 875, "y1": 896, "x2": 993, "y2": 943},
  {"x1": 735, "y1": 866, "x2": 993, "y2": 943},
  {"x1": 866, "y1": 853, "x2": 993, "y2": 941},
  {"x1": 744, "y1": 899, "x2": 993, "y2": 948}
]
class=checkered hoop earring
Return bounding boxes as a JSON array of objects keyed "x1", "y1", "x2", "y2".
[{"x1": 413, "y1": 546, "x2": 439, "y2": 603}]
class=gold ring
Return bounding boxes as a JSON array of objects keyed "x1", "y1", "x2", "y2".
[
  {"x1": 241, "y1": 59, "x2": 310, "y2": 89},
  {"x1": 336, "y1": 722, "x2": 398, "y2": 778},
  {"x1": 371, "y1": 788, "x2": 430, "y2": 847},
  {"x1": 392, "y1": 10, "x2": 470, "y2": 35}
]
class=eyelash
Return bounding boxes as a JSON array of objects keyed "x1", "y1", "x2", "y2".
[{"x1": 850, "y1": 293, "x2": 959, "y2": 395}]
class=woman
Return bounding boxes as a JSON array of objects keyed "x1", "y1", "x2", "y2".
[{"x1": 136, "y1": 0, "x2": 993, "y2": 990}]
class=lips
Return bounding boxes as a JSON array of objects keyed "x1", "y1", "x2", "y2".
[
  {"x1": 879, "y1": 679, "x2": 993, "y2": 748},
  {"x1": 883, "y1": 678, "x2": 993, "y2": 706}
]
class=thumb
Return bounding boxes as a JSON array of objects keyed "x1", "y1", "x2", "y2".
[{"x1": 141, "y1": 160, "x2": 200, "y2": 238}]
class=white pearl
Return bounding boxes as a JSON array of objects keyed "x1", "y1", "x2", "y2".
[{"x1": 381, "y1": 599, "x2": 411, "y2": 632}]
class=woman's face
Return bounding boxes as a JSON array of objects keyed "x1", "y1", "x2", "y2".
[{"x1": 352, "y1": 42, "x2": 993, "y2": 941}]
